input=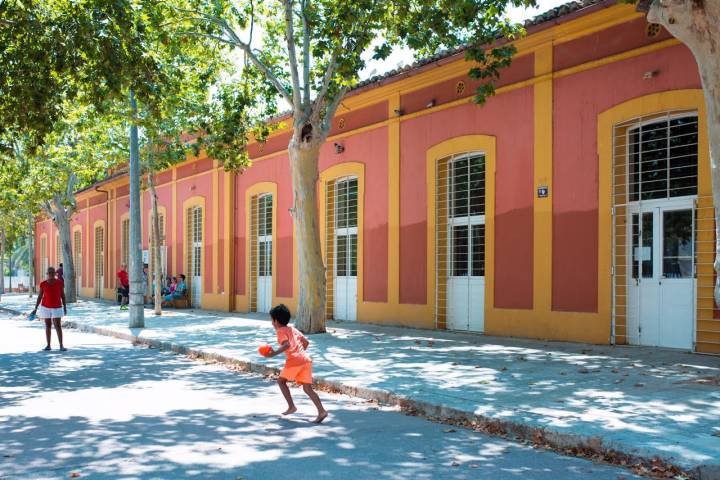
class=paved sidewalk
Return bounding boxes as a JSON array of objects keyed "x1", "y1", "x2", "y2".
[{"x1": 2, "y1": 294, "x2": 719, "y2": 476}]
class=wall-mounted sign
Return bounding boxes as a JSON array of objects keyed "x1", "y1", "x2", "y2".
[{"x1": 537, "y1": 185, "x2": 549, "y2": 198}]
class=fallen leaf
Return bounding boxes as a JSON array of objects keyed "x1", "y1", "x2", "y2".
[
  {"x1": 451, "y1": 462, "x2": 460, "y2": 467},
  {"x1": 579, "y1": 368, "x2": 590, "y2": 374},
  {"x1": 634, "y1": 383, "x2": 645, "y2": 388},
  {"x1": 611, "y1": 368, "x2": 619, "y2": 373},
  {"x1": 444, "y1": 428, "x2": 456, "y2": 433},
  {"x1": 70, "y1": 473, "x2": 81, "y2": 478},
  {"x1": 500, "y1": 366, "x2": 507, "y2": 371}
]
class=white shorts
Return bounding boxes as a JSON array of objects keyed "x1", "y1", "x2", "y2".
[{"x1": 38, "y1": 306, "x2": 64, "y2": 319}]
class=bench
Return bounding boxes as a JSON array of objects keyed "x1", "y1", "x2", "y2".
[{"x1": 169, "y1": 290, "x2": 190, "y2": 309}]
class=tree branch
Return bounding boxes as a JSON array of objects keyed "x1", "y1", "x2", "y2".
[
  {"x1": 178, "y1": 14, "x2": 294, "y2": 106},
  {"x1": 300, "y1": 0, "x2": 311, "y2": 106},
  {"x1": 283, "y1": 0, "x2": 302, "y2": 111},
  {"x1": 311, "y1": 50, "x2": 339, "y2": 121},
  {"x1": 216, "y1": 20, "x2": 295, "y2": 106},
  {"x1": 321, "y1": 86, "x2": 349, "y2": 136}
]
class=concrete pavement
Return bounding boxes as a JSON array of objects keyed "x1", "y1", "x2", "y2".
[
  {"x1": 2, "y1": 294, "x2": 719, "y2": 477},
  {"x1": 0, "y1": 316, "x2": 645, "y2": 479}
]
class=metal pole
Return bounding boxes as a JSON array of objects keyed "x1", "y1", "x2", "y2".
[{"x1": 128, "y1": 89, "x2": 145, "y2": 328}]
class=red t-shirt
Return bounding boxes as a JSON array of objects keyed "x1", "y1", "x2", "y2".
[
  {"x1": 117, "y1": 270, "x2": 129, "y2": 287},
  {"x1": 40, "y1": 279, "x2": 64, "y2": 308}
]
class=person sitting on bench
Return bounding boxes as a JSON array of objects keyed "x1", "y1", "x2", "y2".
[{"x1": 162, "y1": 274, "x2": 187, "y2": 306}]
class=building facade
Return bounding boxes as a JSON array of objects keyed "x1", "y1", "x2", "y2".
[{"x1": 35, "y1": 0, "x2": 719, "y2": 353}]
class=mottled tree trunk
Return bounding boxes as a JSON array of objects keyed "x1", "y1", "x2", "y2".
[
  {"x1": 0, "y1": 229, "x2": 5, "y2": 301},
  {"x1": 44, "y1": 184, "x2": 78, "y2": 304},
  {"x1": 55, "y1": 211, "x2": 77, "y2": 303},
  {"x1": 646, "y1": 0, "x2": 720, "y2": 304},
  {"x1": 288, "y1": 129, "x2": 327, "y2": 333},
  {"x1": 28, "y1": 215, "x2": 35, "y2": 296},
  {"x1": 148, "y1": 174, "x2": 163, "y2": 316}
]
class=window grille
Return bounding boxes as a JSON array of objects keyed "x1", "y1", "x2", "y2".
[
  {"x1": 56, "y1": 234, "x2": 61, "y2": 268},
  {"x1": 326, "y1": 177, "x2": 358, "y2": 321},
  {"x1": 250, "y1": 193, "x2": 273, "y2": 313},
  {"x1": 611, "y1": 111, "x2": 703, "y2": 349},
  {"x1": 74, "y1": 230, "x2": 82, "y2": 292},
  {"x1": 435, "y1": 152, "x2": 486, "y2": 331},
  {"x1": 186, "y1": 206, "x2": 203, "y2": 307},
  {"x1": 40, "y1": 237, "x2": 48, "y2": 275},
  {"x1": 94, "y1": 226, "x2": 104, "y2": 298},
  {"x1": 121, "y1": 218, "x2": 130, "y2": 268}
]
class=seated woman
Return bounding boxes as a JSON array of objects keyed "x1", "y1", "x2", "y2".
[
  {"x1": 162, "y1": 274, "x2": 187, "y2": 306},
  {"x1": 160, "y1": 275, "x2": 173, "y2": 296}
]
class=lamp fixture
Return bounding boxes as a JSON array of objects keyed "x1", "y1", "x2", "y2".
[
  {"x1": 394, "y1": 108, "x2": 404, "y2": 116},
  {"x1": 334, "y1": 143, "x2": 345, "y2": 154},
  {"x1": 643, "y1": 70, "x2": 658, "y2": 80},
  {"x1": 426, "y1": 99, "x2": 436, "y2": 108}
]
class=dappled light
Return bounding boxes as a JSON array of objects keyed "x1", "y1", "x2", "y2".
[
  {"x1": 0, "y1": 316, "x2": 643, "y2": 479},
  {"x1": 2, "y1": 294, "x2": 719, "y2": 471}
]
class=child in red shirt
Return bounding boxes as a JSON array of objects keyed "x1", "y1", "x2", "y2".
[
  {"x1": 31, "y1": 266, "x2": 67, "y2": 351},
  {"x1": 265, "y1": 304, "x2": 328, "y2": 424}
]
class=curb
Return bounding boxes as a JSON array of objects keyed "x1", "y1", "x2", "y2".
[{"x1": 3, "y1": 305, "x2": 718, "y2": 479}]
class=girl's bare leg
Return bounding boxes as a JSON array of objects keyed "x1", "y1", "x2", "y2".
[
  {"x1": 277, "y1": 378, "x2": 297, "y2": 415},
  {"x1": 53, "y1": 318, "x2": 64, "y2": 350},
  {"x1": 44, "y1": 319, "x2": 51, "y2": 349},
  {"x1": 302, "y1": 384, "x2": 328, "y2": 423}
]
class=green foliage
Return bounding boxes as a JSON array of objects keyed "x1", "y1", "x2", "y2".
[
  {"x1": 0, "y1": 0, "x2": 169, "y2": 150},
  {"x1": 175, "y1": 0, "x2": 535, "y2": 162}
]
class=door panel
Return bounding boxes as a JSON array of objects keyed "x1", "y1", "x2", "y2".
[
  {"x1": 659, "y1": 208, "x2": 694, "y2": 349},
  {"x1": 627, "y1": 205, "x2": 694, "y2": 349},
  {"x1": 333, "y1": 178, "x2": 358, "y2": 321}
]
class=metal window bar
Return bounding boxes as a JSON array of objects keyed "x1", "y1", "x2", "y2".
[
  {"x1": 94, "y1": 226, "x2": 104, "y2": 298},
  {"x1": 250, "y1": 193, "x2": 273, "y2": 312},
  {"x1": 74, "y1": 230, "x2": 82, "y2": 292},
  {"x1": 192, "y1": 206, "x2": 203, "y2": 307},
  {"x1": 121, "y1": 219, "x2": 130, "y2": 267},
  {"x1": 55, "y1": 234, "x2": 61, "y2": 268},
  {"x1": 326, "y1": 177, "x2": 358, "y2": 321},
  {"x1": 610, "y1": 110, "x2": 708, "y2": 349},
  {"x1": 40, "y1": 237, "x2": 48, "y2": 276},
  {"x1": 435, "y1": 152, "x2": 486, "y2": 330}
]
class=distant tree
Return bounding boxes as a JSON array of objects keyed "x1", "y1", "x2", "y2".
[
  {"x1": 178, "y1": 0, "x2": 533, "y2": 333},
  {"x1": 4, "y1": 108, "x2": 123, "y2": 303}
]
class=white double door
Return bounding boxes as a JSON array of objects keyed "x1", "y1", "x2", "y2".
[
  {"x1": 627, "y1": 199, "x2": 695, "y2": 349},
  {"x1": 334, "y1": 226, "x2": 357, "y2": 321},
  {"x1": 447, "y1": 218, "x2": 485, "y2": 332},
  {"x1": 256, "y1": 234, "x2": 272, "y2": 313},
  {"x1": 191, "y1": 242, "x2": 202, "y2": 308}
]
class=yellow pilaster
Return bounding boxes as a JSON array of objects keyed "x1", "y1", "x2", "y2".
[
  {"x1": 224, "y1": 170, "x2": 235, "y2": 311},
  {"x1": 171, "y1": 168, "x2": 178, "y2": 275},
  {"x1": 533, "y1": 43, "x2": 554, "y2": 313},
  {"x1": 212, "y1": 163, "x2": 219, "y2": 294},
  {"x1": 388, "y1": 92, "x2": 401, "y2": 306}
]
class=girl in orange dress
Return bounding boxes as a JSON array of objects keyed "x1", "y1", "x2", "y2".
[{"x1": 266, "y1": 304, "x2": 328, "y2": 424}]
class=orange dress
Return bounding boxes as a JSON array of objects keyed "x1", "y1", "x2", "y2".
[{"x1": 277, "y1": 325, "x2": 313, "y2": 384}]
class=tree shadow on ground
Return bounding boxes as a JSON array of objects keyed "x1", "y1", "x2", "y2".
[{"x1": 0, "y1": 328, "x2": 641, "y2": 480}]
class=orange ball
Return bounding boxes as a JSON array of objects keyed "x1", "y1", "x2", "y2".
[{"x1": 258, "y1": 344, "x2": 272, "y2": 357}]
